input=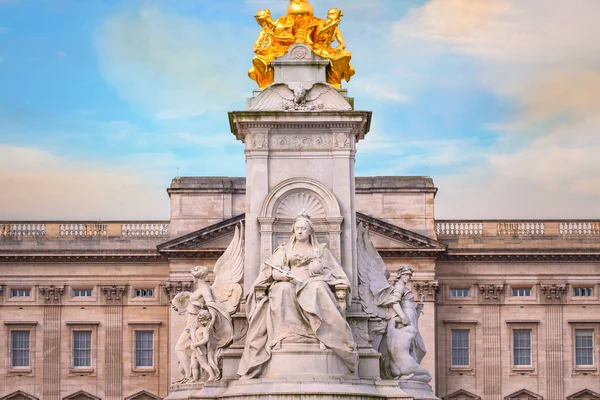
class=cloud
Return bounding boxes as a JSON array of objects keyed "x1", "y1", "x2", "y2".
[
  {"x1": 389, "y1": 0, "x2": 600, "y2": 217},
  {"x1": 95, "y1": 7, "x2": 251, "y2": 120},
  {"x1": 0, "y1": 145, "x2": 171, "y2": 219},
  {"x1": 352, "y1": 79, "x2": 411, "y2": 103}
]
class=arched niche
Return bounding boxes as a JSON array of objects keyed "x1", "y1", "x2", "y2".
[{"x1": 258, "y1": 177, "x2": 343, "y2": 262}]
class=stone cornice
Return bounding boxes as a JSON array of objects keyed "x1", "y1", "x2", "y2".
[
  {"x1": 0, "y1": 251, "x2": 165, "y2": 263},
  {"x1": 439, "y1": 249, "x2": 600, "y2": 262}
]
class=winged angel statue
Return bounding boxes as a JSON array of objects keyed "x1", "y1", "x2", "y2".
[
  {"x1": 171, "y1": 223, "x2": 244, "y2": 384},
  {"x1": 357, "y1": 223, "x2": 432, "y2": 382}
]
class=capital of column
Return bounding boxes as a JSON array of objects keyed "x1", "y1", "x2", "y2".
[
  {"x1": 38, "y1": 285, "x2": 65, "y2": 305},
  {"x1": 412, "y1": 280, "x2": 440, "y2": 302},
  {"x1": 100, "y1": 285, "x2": 128, "y2": 305},
  {"x1": 163, "y1": 280, "x2": 192, "y2": 301},
  {"x1": 540, "y1": 283, "x2": 567, "y2": 301},
  {"x1": 478, "y1": 284, "x2": 505, "y2": 303}
]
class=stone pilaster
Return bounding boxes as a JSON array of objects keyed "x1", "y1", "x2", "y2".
[
  {"x1": 39, "y1": 285, "x2": 65, "y2": 400},
  {"x1": 101, "y1": 285, "x2": 127, "y2": 400},
  {"x1": 541, "y1": 284, "x2": 566, "y2": 400},
  {"x1": 479, "y1": 284, "x2": 504, "y2": 400},
  {"x1": 412, "y1": 280, "x2": 439, "y2": 388}
]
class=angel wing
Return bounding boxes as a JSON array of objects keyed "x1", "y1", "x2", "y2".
[
  {"x1": 357, "y1": 222, "x2": 394, "y2": 319},
  {"x1": 248, "y1": 84, "x2": 295, "y2": 110},
  {"x1": 305, "y1": 83, "x2": 352, "y2": 111},
  {"x1": 211, "y1": 222, "x2": 244, "y2": 314}
]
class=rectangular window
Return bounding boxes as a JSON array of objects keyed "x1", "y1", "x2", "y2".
[
  {"x1": 73, "y1": 289, "x2": 92, "y2": 297},
  {"x1": 574, "y1": 287, "x2": 594, "y2": 297},
  {"x1": 513, "y1": 329, "x2": 532, "y2": 366},
  {"x1": 450, "y1": 289, "x2": 470, "y2": 298},
  {"x1": 451, "y1": 330, "x2": 470, "y2": 366},
  {"x1": 11, "y1": 331, "x2": 30, "y2": 367},
  {"x1": 135, "y1": 288, "x2": 154, "y2": 298},
  {"x1": 512, "y1": 288, "x2": 532, "y2": 297},
  {"x1": 135, "y1": 331, "x2": 154, "y2": 367},
  {"x1": 73, "y1": 331, "x2": 92, "y2": 367},
  {"x1": 575, "y1": 329, "x2": 594, "y2": 366},
  {"x1": 11, "y1": 289, "x2": 31, "y2": 297}
]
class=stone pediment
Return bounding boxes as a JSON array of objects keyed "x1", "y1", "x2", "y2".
[
  {"x1": 505, "y1": 389, "x2": 543, "y2": 400},
  {"x1": 63, "y1": 391, "x2": 101, "y2": 400},
  {"x1": 0, "y1": 392, "x2": 39, "y2": 400},
  {"x1": 568, "y1": 389, "x2": 600, "y2": 400},
  {"x1": 356, "y1": 212, "x2": 446, "y2": 257},
  {"x1": 159, "y1": 212, "x2": 445, "y2": 258},
  {"x1": 124, "y1": 391, "x2": 162, "y2": 400},
  {"x1": 157, "y1": 214, "x2": 244, "y2": 256},
  {"x1": 443, "y1": 389, "x2": 481, "y2": 400}
]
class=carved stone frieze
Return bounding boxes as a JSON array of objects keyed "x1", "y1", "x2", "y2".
[
  {"x1": 478, "y1": 284, "x2": 505, "y2": 302},
  {"x1": 163, "y1": 281, "x2": 192, "y2": 301},
  {"x1": 412, "y1": 281, "x2": 440, "y2": 302},
  {"x1": 269, "y1": 133, "x2": 331, "y2": 150},
  {"x1": 100, "y1": 285, "x2": 127, "y2": 305},
  {"x1": 540, "y1": 283, "x2": 567, "y2": 300},
  {"x1": 38, "y1": 285, "x2": 65, "y2": 305}
]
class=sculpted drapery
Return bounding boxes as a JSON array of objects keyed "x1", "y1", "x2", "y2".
[{"x1": 238, "y1": 212, "x2": 358, "y2": 378}]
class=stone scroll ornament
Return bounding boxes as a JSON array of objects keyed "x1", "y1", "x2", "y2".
[
  {"x1": 248, "y1": 0, "x2": 355, "y2": 89},
  {"x1": 171, "y1": 223, "x2": 244, "y2": 384},
  {"x1": 356, "y1": 223, "x2": 432, "y2": 382}
]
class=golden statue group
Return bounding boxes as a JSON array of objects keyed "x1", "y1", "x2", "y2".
[{"x1": 249, "y1": 0, "x2": 355, "y2": 89}]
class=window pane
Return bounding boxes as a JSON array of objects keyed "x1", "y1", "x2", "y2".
[
  {"x1": 450, "y1": 289, "x2": 469, "y2": 298},
  {"x1": 575, "y1": 329, "x2": 594, "y2": 366},
  {"x1": 451, "y1": 330, "x2": 470, "y2": 366},
  {"x1": 135, "y1": 331, "x2": 154, "y2": 367},
  {"x1": 11, "y1": 331, "x2": 30, "y2": 367},
  {"x1": 513, "y1": 330, "x2": 531, "y2": 366},
  {"x1": 73, "y1": 331, "x2": 92, "y2": 367},
  {"x1": 512, "y1": 288, "x2": 531, "y2": 297}
]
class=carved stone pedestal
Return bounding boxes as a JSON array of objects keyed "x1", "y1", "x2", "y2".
[{"x1": 397, "y1": 380, "x2": 439, "y2": 400}]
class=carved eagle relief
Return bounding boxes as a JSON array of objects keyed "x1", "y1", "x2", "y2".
[{"x1": 248, "y1": 83, "x2": 352, "y2": 111}]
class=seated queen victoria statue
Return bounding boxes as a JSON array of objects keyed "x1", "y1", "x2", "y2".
[{"x1": 238, "y1": 211, "x2": 358, "y2": 378}]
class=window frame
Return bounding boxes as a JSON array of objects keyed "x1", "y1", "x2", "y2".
[
  {"x1": 66, "y1": 321, "x2": 99, "y2": 375},
  {"x1": 569, "y1": 321, "x2": 599, "y2": 374},
  {"x1": 4, "y1": 321, "x2": 37, "y2": 376},
  {"x1": 569, "y1": 284, "x2": 598, "y2": 304},
  {"x1": 443, "y1": 320, "x2": 477, "y2": 375},
  {"x1": 507, "y1": 284, "x2": 537, "y2": 304},
  {"x1": 445, "y1": 284, "x2": 475, "y2": 304},
  {"x1": 128, "y1": 321, "x2": 161, "y2": 375},
  {"x1": 507, "y1": 321, "x2": 538, "y2": 375},
  {"x1": 512, "y1": 288, "x2": 532, "y2": 297},
  {"x1": 6, "y1": 286, "x2": 35, "y2": 304}
]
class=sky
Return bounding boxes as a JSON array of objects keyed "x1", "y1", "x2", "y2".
[{"x1": 1, "y1": 0, "x2": 599, "y2": 220}]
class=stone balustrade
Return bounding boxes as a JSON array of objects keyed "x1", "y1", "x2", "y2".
[
  {"x1": 0, "y1": 221, "x2": 170, "y2": 239},
  {"x1": 436, "y1": 220, "x2": 600, "y2": 237}
]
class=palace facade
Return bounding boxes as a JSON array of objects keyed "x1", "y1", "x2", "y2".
[{"x1": 0, "y1": 176, "x2": 599, "y2": 400}]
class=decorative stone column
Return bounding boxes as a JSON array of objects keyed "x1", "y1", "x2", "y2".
[
  {"x1": 39, "y1": 285, "x2": 65, "y2": 400},
  {"x1": 540, "y1": 283, "x2": 566, "y2": 400},
  {"x1": 101, "y1": 285, "x2": 127, "y2": 400},
  {"x1": 478, "y1": 284, "x2": 504, "y2": 400}
]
